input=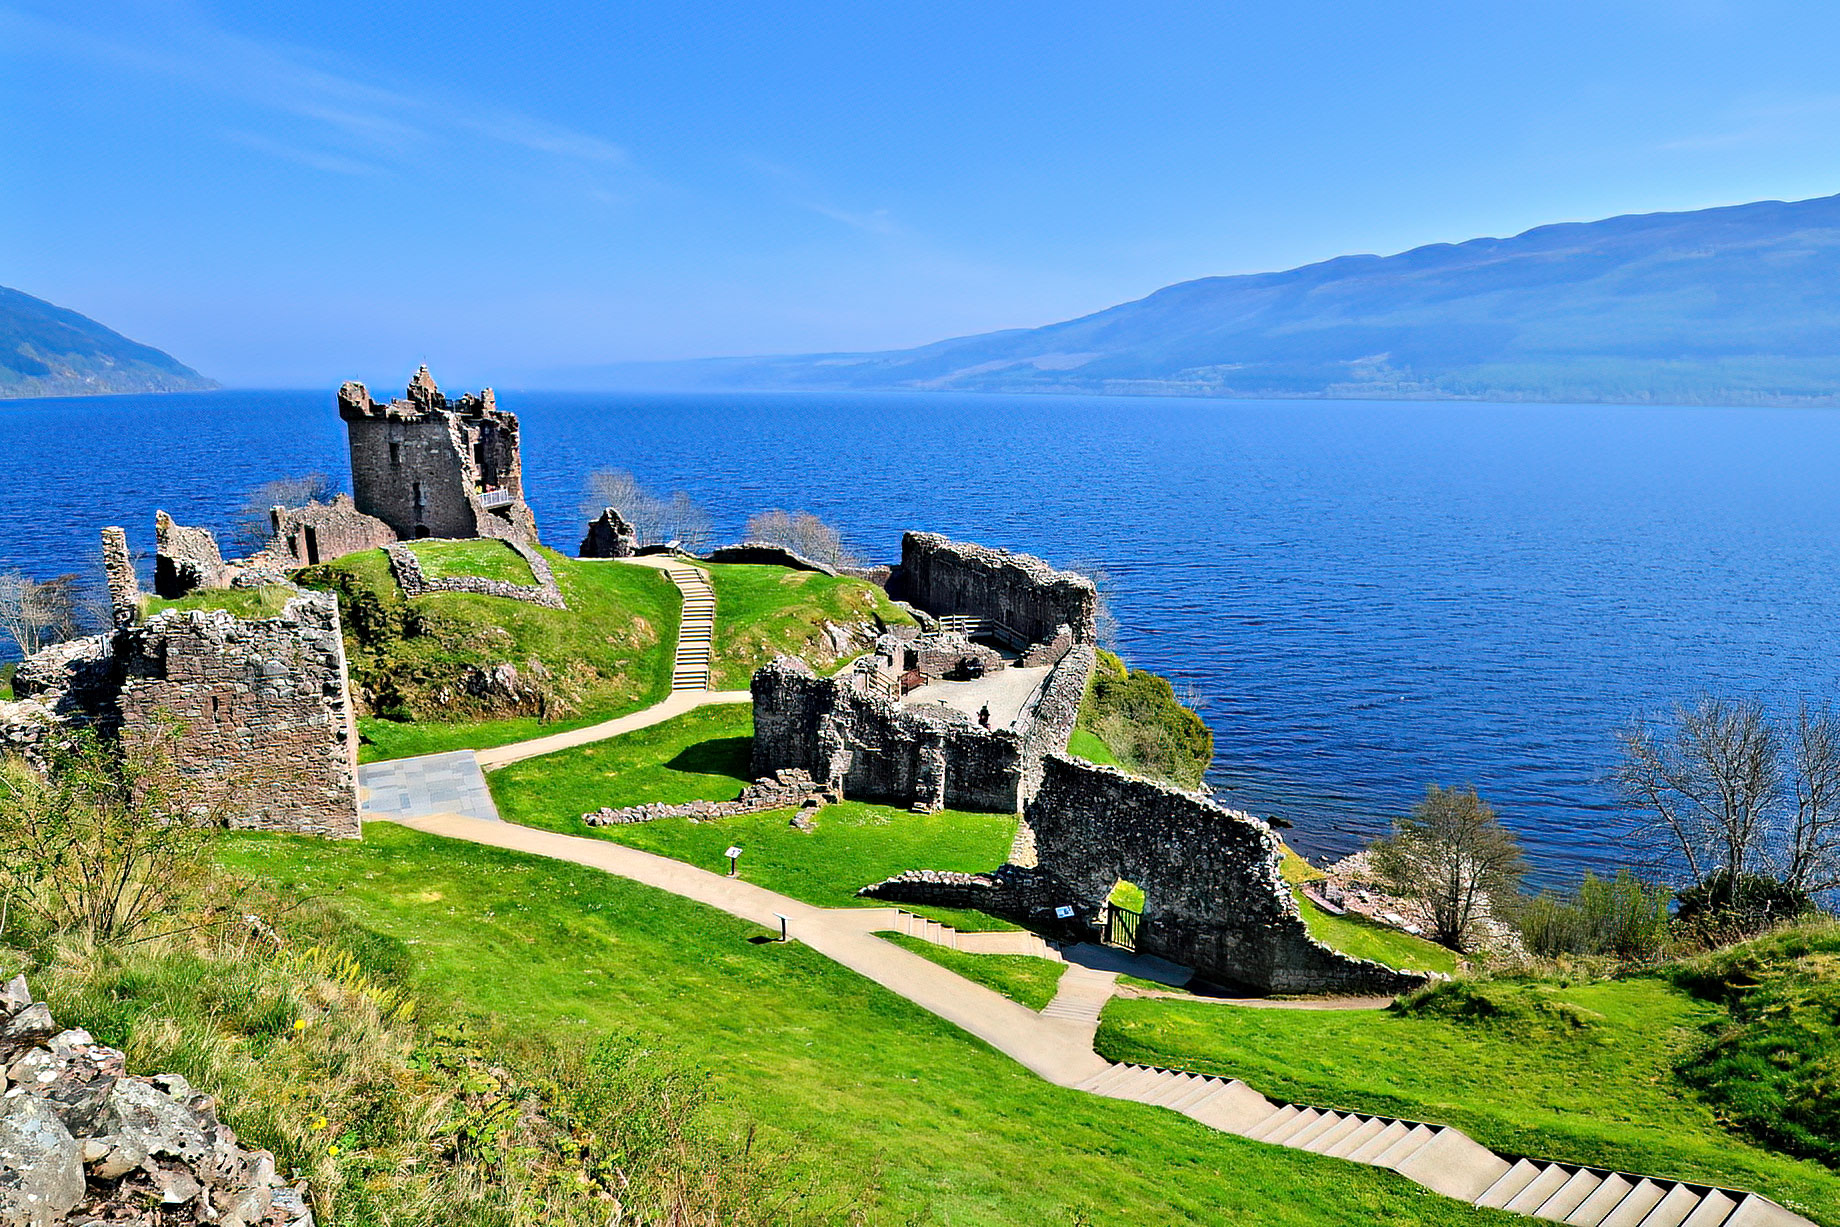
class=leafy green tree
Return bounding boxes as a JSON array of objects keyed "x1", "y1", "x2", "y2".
[{"x1": 1371, "y1": 784, "x2": 1526, "y2": 950}]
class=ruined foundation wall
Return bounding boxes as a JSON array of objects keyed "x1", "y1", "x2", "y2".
[
  {"x1": 116, "y1": 592, "x2": 360, "y2": 838},
  {"x1": 1025, "y1": 756, "x2": 1425, "y2": 995},
  {"x1": 154, "y1": 511, "x2": 230, "y2": 599},
  {"x1": 898, "y1": 532, "x2": 1098, "y2": 644},
  {"x1": 269, "y1": 495, "x2": 397, "y2": 566},
  {"x1": 751, "y1": 658, "x2": 1023, "y2": 812}
]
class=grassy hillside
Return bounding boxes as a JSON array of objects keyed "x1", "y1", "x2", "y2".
[
  {"x1": 297, "y1": 544, "x2": 678, "y2": 761},
  {"x1": 0, "y1": 284, "x2": 216, "y2": 398},
  {"x1": 702, "y1": 562, "x2": 914, "y2": 689},
  {"x1": 1076, "y1": 649, "x2": 1214, "y2": 789},
  {"x1": 1098, "y1": 969, "x2": 1839, "y2": 1224},
  {"x1": 217, "y1": 825, "x2": 1515, "y2": 1225}
]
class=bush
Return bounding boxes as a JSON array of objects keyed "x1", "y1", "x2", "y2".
[
  {"x1": 1673, "y1": 871, "x2": 1813, "y2": 941},
  {"x1": 1076, "y1": 650, "x2": 1214, "y2": 789},
  {"x1": 1519, "y1": 870, "x2": 1673, "y2": 963}
]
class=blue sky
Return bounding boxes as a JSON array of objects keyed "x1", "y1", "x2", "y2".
[{"x1": 5, "y1": 0, "x2": 1840, "y2": 387}]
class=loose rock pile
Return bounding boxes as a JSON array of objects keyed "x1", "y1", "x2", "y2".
[
  {"x1": 0, "y1": 976, "x2": 311, "y2": 1227},
  {"x1": 582, "y1": 768, "x2": 831, "y2": 827}
]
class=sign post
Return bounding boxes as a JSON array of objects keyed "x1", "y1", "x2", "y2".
[{"x1": 725, "y1": 846, "x2": 743, "y2": 877}]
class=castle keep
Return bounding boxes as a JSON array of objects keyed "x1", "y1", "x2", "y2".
[{"x1": 338, "y1": 365, "x2": 537, "y2": 544}]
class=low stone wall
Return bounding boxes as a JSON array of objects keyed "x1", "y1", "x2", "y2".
[
  {"x1": 1017, "y1": 623, "x2": 1075, "y2": 669},
  {"x1": 752, "y1": 657, "x2": 1024, "y2": 812},
  {"x1": 583, "y1": 768, "x2": 827, "y2": 825},
  {"x1": 385, "y1": 540, "x2": 566, "y2": 609},
  {"x1": 0, "y1": 974, "x2": 314, "y2": 1226},
  {"x1": 703, "y1": 542, "x2": 838, "y2": 575},
  {"x1": 578, "y1": 507, "x2": 637, "y2": 558},
  {"x1": 855, "y1": 864, "x2": 1064, "y2": 920},
  {"x1": 270, "y1": 494, "x2": 397, "y2": 566},
  {"x1": 896, "y1": 532, "x2": 1097, "y2": 645},
  {"x1": 1023, "y1": 756, "x2": 1427, "y2": 995}
]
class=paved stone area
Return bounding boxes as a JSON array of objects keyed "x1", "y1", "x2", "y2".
[
  {"x1": 358, "y1": 750, "x2": 500, "y2": 823},
  {"x1": 901, "y1": 663, "x2": 1050, "y2": 727}
]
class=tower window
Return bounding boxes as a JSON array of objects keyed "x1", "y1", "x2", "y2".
[
  {"x1": 389, "y1": 441, "x2": 402, "y2": 467},
  {"x1": 412, "y1": 481, "x2": 425, "y2": 509}
]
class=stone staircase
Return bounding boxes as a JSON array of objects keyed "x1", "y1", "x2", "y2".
[
  {"x1": 1077, "y1": 1063, "x2": 1814, "y2": 1226},
  {"x1": 661, "y1": 563, "x2": 715, "y2": 691},
  {"x1": 1039, "y1": 964, "x2": 1120, "y2": 1026},
  {"x1": 881, "y1": 908, "x2": 1059, "y2": 958}
]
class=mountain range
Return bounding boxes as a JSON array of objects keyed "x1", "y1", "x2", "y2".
[
  {"x1": 557, "y1": 193, "x2": 1840, "y2": 405},
  {"x1": 0, "y1": 286, "x2": 215, "y2": 399}
]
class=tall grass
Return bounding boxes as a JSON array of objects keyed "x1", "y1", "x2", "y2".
[{"x1": 1518, "y1": 870, "x2": 1673, "y2": 963}]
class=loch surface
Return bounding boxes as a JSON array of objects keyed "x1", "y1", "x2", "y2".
[{"x1": 10, "y1": 387, "x2": 1840, "y2": 884}]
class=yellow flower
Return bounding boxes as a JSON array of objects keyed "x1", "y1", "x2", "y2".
[
  {"x1": 293, "y1": 1018, "x2": 309, "y2": 1032},
  {"x1": 328, "y1": 1145, "x2": 340, "y2": 1157},
  {"x1": 310, "y1": 1115, "x2": 328, "y2": 1131}
]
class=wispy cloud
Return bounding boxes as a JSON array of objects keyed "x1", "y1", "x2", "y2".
[
  {"x1": 0, "y1": 1, "x2": 633, "y2": 181},
  {"x1": 1661, "y1": 94, "x2": 1840, "y2": 153},
  {"x1": 742, "y1": 155, "x2": 906, "y2": 236}
]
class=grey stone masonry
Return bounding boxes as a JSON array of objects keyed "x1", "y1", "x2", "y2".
[
  {"x1": 99, "y1": 526, "x2": 139, "y2": 627},
  {"x1": 269, "y1": 493, "x2": 398, "y2": 566},
  {"x1": 578, "y1": 507, "x2": 637, "y2": 558},
  {"x1": 153, "y1": 510, "x2": 229, "y2": 599},
  {"x1": 1024, "y1": 755, "x2": 1426, "y2": 995},
  {"x1": 896, "y1": 532, "x2": 1097, "y2": 644},
  {"x1": 384, "y1": 539, "x2": 566, "y2": 609},
  {"x1": 339, "y1": 365, "x2": 538, "y2": 544},
  {"x1": 583, "y1": 768, "x2": 830, "y2": 826}
]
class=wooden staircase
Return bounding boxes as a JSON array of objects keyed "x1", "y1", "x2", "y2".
[
  {"x1": 1076, "y1": 1064, "x2": 1814, "y2": 1226},
  {"x1": 661, "y1": 563, "x2": 715, "y2": 691}
]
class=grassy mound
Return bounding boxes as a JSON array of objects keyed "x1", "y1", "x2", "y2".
[
  {"x1": 486, "y1": 706, "x2": 1019, "y2": 913},
  {"x1": 703, "y1": 562, "x2": 914, "y2": 689},
  {"x1": 407, "y1": 537, "x2": 535, "y2": 584},
  {"x1": 216, "y1": 824, "x2": 1520, "y2": 1225},
  {"x1": 1076, "y1": 649, "x2": 1213, "y2": 789},
  {"x1": 1292, "y1": 887, "x2": 1459, "y2": 976},
  {"x1": 296, "y1": 545, "x2": 678, "y2": 761},
  {"x1": 1098, "y1": 971, "x2": 1839, "y2": 1223},
  {"x1": 881, "y1": 935, "x2": 1067, "y2": 1010},
  {"x1": 1668, "y1": 920, "x2": 1840, "y2": 1168},
  {"x1": 141, "y1": 583, "x2": 299, "y2": 619}
]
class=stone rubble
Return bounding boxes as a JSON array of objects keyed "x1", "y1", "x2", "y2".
[
  {"x1": 0, "y1": 975, "x2": 312, "y2": 1227},
  {"x1": 582, "y1": 768, "x2": 832, "y2": 826}
]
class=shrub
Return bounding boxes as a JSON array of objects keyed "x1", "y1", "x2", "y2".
[
  {"x1": 1673, "y1": 871, "x2": 1813, "y2": 941},
  {"x1": 1519, "y1": 870, "x2": 1673, "y2": 963},
  {"x1": 1077, "y1": 650, "x2": 1214, "y2": 789}
]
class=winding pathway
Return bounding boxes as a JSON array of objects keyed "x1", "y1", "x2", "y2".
[{"x1": 375, "y1": 810, "x2": 1814, "y2": 1227}]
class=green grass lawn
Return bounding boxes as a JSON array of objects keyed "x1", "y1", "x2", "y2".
[
  {"x1": 882, "y1": 935, "x2": 1067, "y2": 1010},
  {"x1": 702, "y1": 562, "x2": 914, "y2": 689},
  {"x1": 488, "y1": 705, "x2": 1023, "y2": 911},
  {"x1": 142, "y1": 583, "x2": 299, "y2": 619},
  {"x1": 1067, "y1": 727, "x2": 1120, "y2": 767},
  {"x1": 406, "y1": 537, "x2": 536, "y2": 584},
  {"x1": 1098, "y1": 979, "x2": 1840, "y2": 1225},
  {"x1": 298, "y1": 546, "x2": 680, "y2": 761},
  {"x1": 1292, "y1": 887, "x2": 1459, "y2": 976},
  {"x1": 214, "y1": 824, "x2": 1519, "y2": 1225}
]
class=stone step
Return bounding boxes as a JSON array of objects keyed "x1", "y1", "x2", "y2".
[
  {"x1": 1535, "y1": 1168, "x2": 1605, "y2": 1222},
  {"x1": 1568, "y1": 1173, "x2": 1636, "y2": 1226},
  {"x1": 1182, "y1": 1080, "x2": 1278, "y2": 1135},
  {"x1": 1242, "y1": 1104, "x2": 1303, "y2": 1143},
  {"x1": 1369, "y1": 1122, "x2": 1437, "y2": 1168},
  {"x1": 1346, "y1": 1119, "x2": 1415, "y2": 1164},
  {"x1": 1505, "y1": 1167, "x2": 1577, "y2": 1216},
  {"x1": 1678, "y1": 1191, "x2": 1739, "y2": 1227},
  {"x1": 1076, "y1": 1064, "x2": 1140, "y2": 1096},
  {"x1": 1322, "y1": 1115, "x2": 1389, "y2": 1160},
  {"x1": 1596, "y1": 1180, "x2": 1668, "y2": 1227},
  {"x1": 1286, "y1": 1109, "x2": 1350, "y2": 1152},
  {"x1": 1635, "y1": 1185, "x2": 1709, "y2": 1227},
  {"x1": 1264, "y1": 1107, "x2": 1327, "y2": 1147},
  {"x1": 1166, "y1": 1077, "x2": 1228, "y2": 1115},
  {"x1": 1145, "y1": 1073, "x2": 1203, "y2": 1108},
  {"x1": 1109, "y1": 1065, "x2": 1170, "y2": 1101},
  {"x1": 1303, "y1": 1112, "x2": 1371, "y2": 1156},
  {"x1": 1723, "y1": 1195, "x2": 1809, "y2": 1227},
  {"x1": 1478, "y1": 1160, "x2": 1546, "y2": 1210}
]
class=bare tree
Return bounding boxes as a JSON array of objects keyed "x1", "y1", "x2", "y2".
[
  {"x1": 0, "y1": 571, "x2": 81, "y2": 660},
  {"x1": 1781, "y1": 702, "x2": 1840, "y2": 894},
  {"x1": 1370, "y1": 784, "x2": 1526, "y2": 950},
  {"x1": 580, "y1": 469, "x2": 714, "y2": 551},
  {"x1": 233, "y1": 473, "x2": 339, "y2": 552},
  {"x1": 744, "y1": 509, "x2": 856, "y2": 567},
  {"x1": 1068, "y1": 558, "x2": 1120, "y2": 648},
  {"x1": 1617, "y1": 697, "x2": 1782, "y2": 890}
]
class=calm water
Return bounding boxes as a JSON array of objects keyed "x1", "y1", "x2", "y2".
[{"x1": 9, "y1": 387, "x2": 1840, "y2": 886}]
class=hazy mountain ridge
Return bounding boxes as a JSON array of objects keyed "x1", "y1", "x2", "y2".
[
  {"x1": 0, "y1": 286, "x2": 216, "y2": 399},
  {"x1": 561, "y1": 194, "x2": 1840, "y2": 405}
]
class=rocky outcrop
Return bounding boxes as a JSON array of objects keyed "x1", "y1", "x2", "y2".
[{"x1": 0, "y1": 975, "x2": 312, "y2": 1226}]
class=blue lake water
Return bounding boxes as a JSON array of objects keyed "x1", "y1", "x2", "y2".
[{"x1": 8, "y1": 387, "x2": 1840, "y2": 887}]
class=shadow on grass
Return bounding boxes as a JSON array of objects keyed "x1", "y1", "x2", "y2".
[{"x1": 664, "y1": 736, "x2": 753, "y2": 780}]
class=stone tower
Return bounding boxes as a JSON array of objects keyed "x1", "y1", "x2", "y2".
[{"x1": 337, "y1": 366, "x2": 538, "y2": 542}]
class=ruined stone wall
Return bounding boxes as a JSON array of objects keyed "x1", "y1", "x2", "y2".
[
  {"x1": 339, "y1": 369, "x2": 538, "y2": 545},
  {"x1": 116, "y1": 592, "x2": 360, "y2": 838},
  {"x1": 383, "y1": 540, "x2": 565, "y2": 609},
  {"x1": 578, "y1": 507, "x2": 636, "y2": 559},
  {"x1": 897, "y1": 532, "x2": 1097, "y2": 644},
  {"x1": 1024, "y1": 755, "x2": 1426, "y2": 995},
  {"x1": 99, "y1": 527, "x2": 139, "y2": 627},
  {"x1": 153, "y1": 511, "x2": 229, "y2": 599},
  {"x1": 751, "y1": 658, "x2": 1023, "y2": 812},
  {"x1": 269, "y1": 494, "x2": 397, "y2": 566},
  {"x1": 702, "y1": 543, "x2": 838, "y2": 575},
  {"x1": 10, "y1": 634, "x2": 120, "y2": 727},
  {"x1": 1016, "y1": 644, "x2": 1095, "y2": 804}
]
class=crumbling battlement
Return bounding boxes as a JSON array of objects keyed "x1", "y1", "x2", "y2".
[
  {"x1": 895, "y1": 532, "x2": 1097, "y2": 645},
  {"x1": 269, "y1": 494, "x2": 397, "y2": 567},
  {"x1": 4, "y1": 578, "x2": 361, "y2": 840},
  {"x1": 338, "y1": 366, "x2": 538, "y2": 545},
  {"x1": 154, "y1": 511, "x2": 230, "y2": 599},
  {"x1": 1023, "y1": 755, "x2": 1426, "y2": 995}
]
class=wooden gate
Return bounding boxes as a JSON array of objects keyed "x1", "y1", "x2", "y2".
[{"x1": 1105, "y1": 903, "x2": 1142, "y2": 951}]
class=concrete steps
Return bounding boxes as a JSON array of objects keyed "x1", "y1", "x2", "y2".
[
  {"x1": 878, "y1": 909, "x2": 1061, "y2": 959},
  {"x1": 660, "y1": 565, "x2": 715, "y2": 692},
  {"x1": 1066, "y1": 1063, "x2": 1817, "y2": 1227},
  {"x1": 1038, "y1": 965, "x2": 1118, "y2": 1026}
]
